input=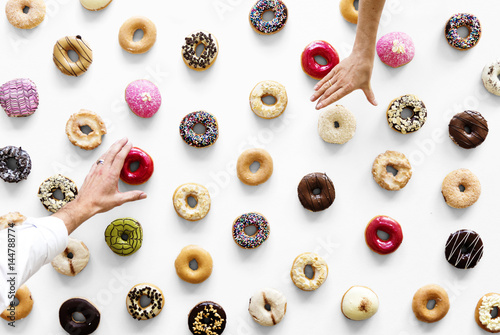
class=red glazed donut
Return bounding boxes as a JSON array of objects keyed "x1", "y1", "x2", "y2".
[
  {"x1": 365, "y1": 215, "x2": 403, "y2": 255},
  {"x1": 301, "y1": 41, "x2": 340, "y2": 80},
  {"x1": 120, "y1": 147, "x2": 154, "y2": 185}
]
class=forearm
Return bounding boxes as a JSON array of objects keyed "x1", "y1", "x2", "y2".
[
  {"x1": 353, "y1": 0, "x2": 386, "y2": 58},
  {"x1": 52, "y1": 198, "x2": 96, "y2": 235}
]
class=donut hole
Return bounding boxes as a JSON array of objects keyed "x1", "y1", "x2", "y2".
[
  {"x1": 187, "y1": 196, "x2": 198, "y2": 208},
  {"x1": 386, "y1": 165, "x2": 398, "y2": 176},
  {"x1": 460, "y1": 244, "x2": 472, "y2": 254},
  {"x1": 314, "y1": 55, "x2": 328, "y2": 66},
  {"x1": 67, "y1": 252, "x2": 74, "y2": 259},
  {"x1": 129, "y1": 161, "x2": 140, "y2": 172},
  {"x1": 202, "y1": 316, "x2": 213, "y2": 324},
  {"x1": 80, "y1": 125, "x2": 93, "y2": 135},
  {"x1": 249, "y1": 161, "x2": 261, "y2": 173},
  {"x1": 193, "y1": 123, "x2": 206, "y2": 135},
  {"x1": 459, "y1": 184, "x2": 465, "y2": 192},
  {"x1": 52, "y1": 188, "x2": 64, "y2": 200},
  {"x1": 139, "y1": 295, "x2": 151, "y2": 308},
  {"x1": 189, "y1": 259, "x2": 199, "y2": 271},
  {"x1": 457, "y1": 26, "x2": 470, "y2": 38},
  {"x1": 133, "y1": 29, "x2": 144, "y2": 42},
  {"x1": 264, "y1": 303, "x2": 272, "y2": 311},
  {"x1": 195, "y1": 43, "x2": 205, "y2": 57},
  {"x1": 376, "y1": 230, "x2": 390, "y2": 241},
  {"x1": 22, "y1": 6, "x2": 30, "y2": 14},
  {"x1": 401, "y1": 107, "x2": 414, "y2": 119},
  {"x1": 11, "y1": 297, "x2": 20, "y2": 307},
  {"x1": 353, "y1": 0, "x2": 359, "y2": 10},
  {"x1": 245, "y1": 225, "x2": 258, "y2": 236},
  {"x1": 464, "y1": 125, "x2": 472, "y2": 134},
  {"x1": 261, "y1": 95, "x2": 277, "y2": 106},
  {"x1": 121, "y1": 233, "x2": 129, "y2": 241},
  {"x1": 491, "y1": 306, "x2": 499, "y2": 319},
  {"x1": 262, "y1": 10, "x2": 275, "y2": 22},
  {"x1": 426, "y1": 299, "x2": 436, "y2": 310},
  {"x1": 6, "y1": 158, "x2": 18, "y2": 170},
  {"x1": 67, "y1": 50, "x2": 79, "y2": 63},
  {"x1": 312, "y1": 188, "x2": 321, "y2": 195},
  {"x1": 72, "y1": 312, "x2": 86, "y2": 323},
  {"x1": 334, "y1": 121, "x2": 340, "y2": 128},
  {"x1": 304, "y1": 265, "x2": 315, "y2": 279}
]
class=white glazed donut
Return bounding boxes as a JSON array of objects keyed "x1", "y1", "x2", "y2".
[
  {"x1": 172, "y1": 183, "x2": 211, "y2": 221},
  {"x1": 482, "y1": 60, "x2": 500, "y2": 96},
  {"x1": 51, "y1": 237, "x2": 90, "y2": 276},
  {"x1": 248, "y1": 288, "x2": 287, "y2": 326},
  {"x1": 290, "y1": 252, "x2": 328, "y2": 291},
  {"x1": 249, "y1": 80, "x2": 288, "y2": 119},
  {"x1": 80, "y1": 0, "x2": 112, "y2": 11},
  {"x1": 341, "y1": 286, "x2": 379, "y2": 321},
  {"x1": 318, "y1": 105, "x2": 356, "y2": 144}
]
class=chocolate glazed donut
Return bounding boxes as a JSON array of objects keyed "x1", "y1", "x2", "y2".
[
  {"x1": 297, "y1": 172, "x2": 335, "y2": 212},
  {"x1": 59, "y1": 298, "x2": 100, "y2": 335},
  {"x1": 445, "y1": 229, "x2": 484, "y2": 269},
  {"x1": 449, "y1": 110, "x2": 488, "y2": 149},
  {"x1": 188, "y1": 301, "x2": 226, "y2": 335}
]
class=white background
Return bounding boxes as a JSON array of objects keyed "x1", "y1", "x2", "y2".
[{"x1": 1, "y1": 0, "x2": 500, "y2": 334}]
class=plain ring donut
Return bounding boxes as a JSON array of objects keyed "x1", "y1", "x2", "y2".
[
  {"x1": 441, "y1": 168, "x2": 481, "y2": 208},
  {"x1": 236, "y1": 148, "x2": 273, "y2": 186},
  {"x1": 412, "y1": 284, "x2": 450, "y2": 323},
  {"x1": 66, "y1": 109, "x2": 107, "y2": 150},
  {"x1": 476, "y1": 293, "x2": 500, "y2": 333},
  {"x1": 318, "y1": 105, "x2": 356, "y2": 144},
  {"x1": 5, "y1": 0, "x2": 46, "y2": 29},
  {"x1": 175, "y1": 245, "x2": 213, "y2": 284},
  {"x1": 59, "y1": 297, "x2": 100, "y2": 334},
  {"x1": 51, "y1": 237, "x2": 90, "y2": 276},
  {"x1": 248, "y1": 288, "x2": 287, "y2": 326},
  {"x1": 0, "y1": 285, "x2": 33, "y2": 321},
  {"x1": 249, "y1": 80, "x2": 287, "y2": 119},
  {"x1": 119, "y1": 16, "x2": 157, "y2": 54},
  {"x1": 172, "y1": 183, "x2": 211, "y2": 221},
  {"x1": 372, "y1": 150, "x2": 412, "y2": 191},
  {"x1": 290, "y1": 252, "x2": 328, "y2": 291},
  {"x1": 53, "y1": 35, "x2": 93, "y2": 77},
  {"x1": 126, "y1": 283, "x2": 164, "y2": 320},
  {"x1": 339, "y1": 0, "x2": 358, "y2": 24},
  {"x1": 482, "y1": 59, "x2": 500, "y2": 96}
]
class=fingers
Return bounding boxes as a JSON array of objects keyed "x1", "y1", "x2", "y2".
[
  {"x1": 315, "y1": 86, "x2": 351, "y2": 110},
  {"x1": 111, "y1": 142, "x2": 133, "y2": 173},
  {"x1": 363, "y1": 86, "x2": 378, "y2": 106},
  {"x1": 102, "y1": 137, "x2": 129, "y2": 166},
  {"x1": 311, "y1": 70, "x2": 337, "y2": 102},
  {"x1": 116, "y1": 191, "x2": 147, "y2": 206}
]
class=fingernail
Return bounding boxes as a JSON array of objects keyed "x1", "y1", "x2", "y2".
[
  {"x1": 314, "y1": 84, "x2": 319, "y2": 90},
  {"x1": 316, "y1": 103, "x2": 322, "y2": 109},
  {"x1": 373, "y1": 99, "x2": 378, "y2": 106},
  {"x1": 310, "y1": 95, "x2": 315, "y2": 101},
  {"x1": 139, "y1": 193, "x2": 147, "y2": 199}
]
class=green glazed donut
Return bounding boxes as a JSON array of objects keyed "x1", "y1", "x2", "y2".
[{"x1": 104, "y1": 218, "x2": 143, "y2": 256}]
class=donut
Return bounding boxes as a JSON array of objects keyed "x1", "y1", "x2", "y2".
[
  {"x1": 51, "y1": 237, "x2": 90, "y2": 277},
  {"x1": 179, "y1": 111, "x2": 219, "y2": 148},
  {"x1": 372, "y1": 150, "x2": 412, "y2": 191},
  {"x1": 297, "y1": 172, "x2": 335, "y2": 212},
  {"x1": 104, "y1": 217, "x2": 143, "y2": 256},
  {"x1": 249, "y1": 80, "x2": 287, "y2": 119},
  {"x1": 53, "y1": 35, "x2": 93, "y2": 77},
  {"x1": 441, "y1": 169, "x2": 481, "y2": 208},
  {"x1": 174, "y1": 245, "x2": 213, "y2": 284},
  {"x1": 236, "y1": 148, "x2": 273, "y2": 186},
  {"x1": 182, "y1": 31, "x2": 219, "y2": 71},
  {"x1": 232, "y1": 212, "x2": 270, "y2": 249},
  {"x1": 445, "y1": 13, "x2": 481, "y2": 50},
  {"x1": 476, "y1": 293, "x2": 500, "y2": 333},
  {"x1": 290, "y1": 252, "x2": 328, "y2": 291},
  {"x1": 412, "y1": 284, "x2": 450, "y2": 323},
  {"x1": 59, "y1": 297, "x2": 100, "y2": 334},
  {"x1": 126, "y1": 283, "x2": 164, "y2": 320},
  {"x1": 0, "y1": 78, "x2": 39, "y2": 117},
  {"x1": 119, "y1": 16, "x2": 157, "y2": 54},
  {"x1": 365, "y1": 215, "x2": 403, "y2": 255},
  {"x1": 482, "y1": 60, "x2": 500, "y2": 96},
  {"x1": 125, "y1": 79, "x2": 161, "y2": 118},
  {"x1": 376, "y1": 32, "x2": 415, "y2": 68},
  {"x1": 80, "y1": 0, "x2": 112, "y2": 11},
  {"x1": 249, "y1": 0, "x2": 288, "y2": 35},
  {"x1": 0, "y1": 285, "x2": 33, "y2": 321},
  {"x1": 65, "y1": 109, "x2": 107, "y2": 150},
  {"x1": 248, "y1": 288, "x2": 287, "y2": 326},
  {"x1": 172, "y1": 183, "x2": 211, "y2": 221},
  {"x1": 301, "y1": 41, "x2": 340, "y2": 80},
  {"x1": 0, "y1": 211, "x2": 26, "y2": 230},
  {"x1": 339, "y1": 0, "x2": 357, "y2": 24},
  {"x1": 445, "y1": 229, "x2": 483, "y2": 269},
  {"x1": 448, "y1": 110, "x2": 488, "y2": 149},
  {"x1": 0, "y1": 146, "x2": 32, "y2": 183},
  {"x1": 188, "y1": 301, "x2": 226, "y2": 335},
  {"x1": 387, "y1": 94, "x2": 427, "y2": 134},
  {"x1": 318, "y1": 105, "x2": 356, "y2": 144},
  {"x1": 38, "y1": 174, "x2": 78, "y2": 213},
  {"x1": 5, "y1": 0, "x2": 45, "y2": 29},
  {"x1": 120, "y1": 147, "x2": 154, "y2": 185},
  {"x1": 341, "y1": 286, "x2": 379, "y2": 321}
]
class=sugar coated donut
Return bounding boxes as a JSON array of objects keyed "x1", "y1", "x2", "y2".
[
  {"x1": 51, "y1": 237, "x2": 90, "y2": 277},
  {"x1": 236, "y1": 148, "x2": 273, "y2": 186},
  {"x1": 125, "y1": 79, "x2": 161, "y2": 118},
  {"x1": 412, "y1": 284, "x2": 450, "y2": 323},
  {"x1": 301, "y1": 41, "x2": 339, "y2": 80},
  {"x1": 445, "y1": 13, "x2": 481, "y2": 50},
  {"x1": 120, "y1": 147, "x2": 154, "y2": 185},
  {"x1": 173, "y1": 183, "x2": 211, "y2": 221},
  {"x1": 65, "y1": 109, "x2": 107, "y2": 150},
  {"x1": 182, "y1": 31, "x2": 219, "y2": 71},
  {"x1": 365, "y1": 215, "x2": 403, "y2": 255},
  {"x1": 119, "y1": 16, "x2": 157, "y2": 54},
  {"x1": 38, "y1": 174, "x2": 78, "y2": 213},
  {"x1": 80, "y1": 0, "x2": 112, "y2": 11},
  {"x1": 0, "y1": 146, "x2": 31, "y2": 183},
  {"x1": 387, "y1": 94, "x2": 427, "y2": 134},
  {"x1": 175, "y1": 245, "x2": 213, "y2": 284},
  {"x1": 59, "y1": 297, "x2": 100, "y2": 334},
  {"x1": 179, "y1": 111, "x2": 219, "y2": 148},
  {"x1": 249, "y1": 80, "x2": 287, "y2": 119},
  {"x1": 318, "y1": 105, "x2": 356, "y2": 144},
  {"x1": 376, "y1": 32, "x2": 415, "y2": 68},
  {"x1": 297, "y1": 172, "x2": 335, "y2": 212},
  {"x1": 249, "y1": 0, "x2": 288, "y2": 35},
  {"x1": 0, "y1": 78, "x2": 39, "y2": 117},
  {"x1": 339, "y1": 0, "x2": 357, "y2": 24},
  {"x1": 0, "y1": 285, "x2": 33, "y2": 321},
  {"x1": 53, "y1": 36, "x2": 93, "y2": 77},
  {"x1": 233, "y1": 212, "x2": 270, "y2": 249},
  {"x1": 372, "y1": 150, "x2": 412, "y2": 191},
  {"x1": 5, "y1": 0, "x2": 45, "y2": 29},
  {"x1": 445, "y1": 229, "x2": 483, "y2": 269},
  {"x1": 188, "y1": 301, "x2": 226, "y2": 335},
  {"x1": 0, "y1": 212, "x2": 26, "y2": 230},
  {"x1": 290, "y1": 252, "x2": 328, "y2": 291},
  {"x1": 441, "y1": 169, "x2": 480, "y2": 208},
  {"x1": 105, "y1": 217, "x2": 143, "y2": 256},
  {"x1": 127, "y1": 283, "x2": 164, "y2": 320},
  {"x1": 341, "y1": 286, "x2": 379, "y2": 320},
  {"x1": 476, "y1": 293, "x2": 500, "y2": 333},
  {"x1": 248, "y1": 288, "x2": 287, "y2": 326},
  {"x1": 449, "y1": 110, "x2": 488, "y2": 149},
  {"x1": 482, "y1": 60, "x2": 500, "y2": 96}
]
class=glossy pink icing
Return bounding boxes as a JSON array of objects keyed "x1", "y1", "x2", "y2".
[
  {"x1": 125, "y1": 79, "x2": 161, "y2": 118},
  {"x1": 301, "y1": 41, "x2": 339, "y2": 80},
  {"x1": 376, "y1": 32, "x2": 415, "y2": 68}
]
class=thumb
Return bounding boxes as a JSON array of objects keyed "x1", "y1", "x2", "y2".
[
  {"x1": 117, "y1": 191, "x2": 147, "y2": 205},
  {"x1": 363, "y1": 86, "x2": 377, "y2": 106}
]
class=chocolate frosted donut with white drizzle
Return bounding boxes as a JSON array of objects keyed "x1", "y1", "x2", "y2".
[{"x1": 445, "y1": 229, "x2": 483, "y2": 269}]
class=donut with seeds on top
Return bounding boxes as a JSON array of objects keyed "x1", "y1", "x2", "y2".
[{"x1": 188, "y1": 301, "x2": 226, "y2": 335}]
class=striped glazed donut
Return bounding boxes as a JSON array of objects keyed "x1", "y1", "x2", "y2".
[
  {"x1": 104, "y1": 218, "x2": 143, "y2": 256},
  {"x1": 53, "y1": 35, "x2": 93, "y2": 76}
]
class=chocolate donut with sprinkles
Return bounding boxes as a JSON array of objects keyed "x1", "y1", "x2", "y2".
[
  {"x1": 179, "y1": 111, "x2": 219, "y2": 148},
  {"x1": 445, "y1": 13, "x2": 481, "y2": 50},
  {"x1": 232, "y1": 212, "x2": 270, "y2": 249},
  {"x1": 126, "y1": 283, "x2": 164, "y2": 321},
  {"x1": 249, "y1": 0, "x2": 288, "y2": 35}
]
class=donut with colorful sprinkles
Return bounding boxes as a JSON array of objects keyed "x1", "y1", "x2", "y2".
[
  {"x1": 249, "y1": 0, "x2": 288, "y2": 35},
  {"x1": 445, "y1": 13, "x2": 481, "y2": 50},
  {"x1": 179, "y1": 111, "x2": 219, "y2": 148},
  {"x1": 232, "y1": 213, "x2": 270, "y2": 249}
]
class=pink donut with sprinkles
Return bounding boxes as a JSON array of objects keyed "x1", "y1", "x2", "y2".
[
  {"x1": 301, "y1": 41, "x2": 340, "y2": 80},
  {"x1": 365, "y1": 215, "x2": 403, "y2": 255},
  {"x1": 376, "y1": 32, "x2": 415, "y2": 68},
  {"x1": 125, "y1": 79, "x2": 161, "y2": 118}
]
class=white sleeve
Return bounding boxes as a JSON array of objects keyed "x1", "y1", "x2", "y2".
[{"x1": 0, "y1": 216, "x2": 68, "y2": 311}]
